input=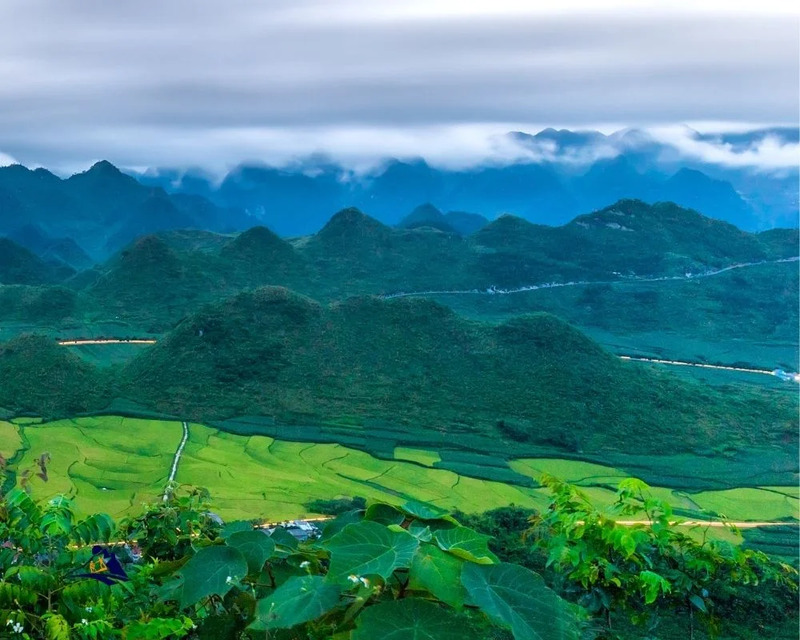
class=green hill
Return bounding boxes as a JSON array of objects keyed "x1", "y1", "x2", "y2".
[
  {"x1": 3, "y1": 200, "x2": 796, "y2": 366},
  {"x1": 0, "y1": 238, "x2": 74, "y2": 285},
  {"x1": 119, "y1": 287, "x2": 797, "y2": 456},
  {"x1": 0, "y1": 161, "x2": 252, "y2": 260},
  {"x1": 472, "y1": 200, "x2": 797, "y2": 286},
  {"x1": 0, "y1": 335, "x2": 107, "y2": 416}
]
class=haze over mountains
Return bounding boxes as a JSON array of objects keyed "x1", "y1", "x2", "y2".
[
  {"x1": 0, "y1": 160, "x2": 252, "y2": 261},
  {"x1": 136, "y1": 126, "x2": 800, "y2": 235},
  {"x1": 1, "y1": 126, "x2": 797, "y2": 266}
]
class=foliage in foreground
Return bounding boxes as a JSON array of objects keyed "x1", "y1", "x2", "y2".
[
  {"x1": 459, "y1": 480, "x2": 799, "y2": 640},
  {"x1": 0, "y1": 483, "x2": 581, "y2": 639},
  {"x1": 0, "y1": 476, "x2": 796, "y2": 640}
]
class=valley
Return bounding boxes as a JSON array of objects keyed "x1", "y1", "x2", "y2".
[
  {"x1": 1, "y1": 196, "x2": 797, "y2": 570},
  {"x1": 4, "y1": 417, "x2": 797, "y2": 530}
]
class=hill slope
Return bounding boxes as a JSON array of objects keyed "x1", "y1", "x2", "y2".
[
  {"x1": 0, "y1": 335, "x2": 108, "y2": 416},
  {"x1": 0, "y1": 161, "x2": 253, "y2": 260},
  {"x1": 0, "y1": 238, "x2": 74, "y2": 285},
  {"x1": 120, "y1": 287, "x2": 797, "y2": 455}
]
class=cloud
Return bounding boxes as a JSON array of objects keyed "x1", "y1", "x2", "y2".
[
  {"x1": 0, "y1": 1, "x2": 796, "y2": 171},
  {"x1": 646, "y1": 126, "x2": 800, "y2": 171},
  {"x1": 0, "y1": 151, "x2": 18, "y2": 167}
]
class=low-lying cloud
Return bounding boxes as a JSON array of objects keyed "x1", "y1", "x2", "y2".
[{"x1": 0, "y1": 1, "x2": 796, "y2": 173}]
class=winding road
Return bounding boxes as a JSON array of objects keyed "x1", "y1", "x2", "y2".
[
  {"x1": 57, "y1": 338, "x2": 157, "y2": 346},
  {"x1": 163, "y1": 421, "x2": 189, "y2": 501},
  {"x1": 380, "y1": 256, "x2": 799, "y2": 300}
]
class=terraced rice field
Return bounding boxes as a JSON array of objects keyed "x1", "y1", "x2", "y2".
[
  {"x1": 3, "y1": 417, "x2": 798, "y2": 529},
  {"x1": 510, "y1": 458, "x2": 800, "y2": 522},
  {"x1": 393, "y1": 446, "x2": 441, "y2": 467},
  {"x1": 0, "y1": 420, "x2": 22, "y2": 460},
  {"x1": 7, "y1": 416, "x2": 182, "y2": 516},
  {"x1": 175, "y1": 425, "x2": 545, "y2": 521}
]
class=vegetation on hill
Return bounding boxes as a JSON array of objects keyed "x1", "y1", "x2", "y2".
[
  {"x1": 0, "y1": 285, "x2": 795, "y2": 457},
  {"x1": 112, "y1": 288, "x2": 797, "y2": 456},
  {"x1": 472, "y1": 200, "x2": 797, "y2": 286},
  {"x1": 0, "y1": 238, "x2": 74, "y2": 285},
  {"x1": 398, "y1": 203, "x2": 460, "y2": 233},
  {"x1": 0, "y1": 161, "x2": 252, "y2": 260},
  {"x1": 3, "y1": 199, "x2": 794, "y2": 354},
  {"x1": 0, "y1": 469, "x2": 794, "y2": 640},
  {"x1": 0, "y1": 335, "x2": 108, "y2": 417},
  {"x1": 435, "y1": 260, "x2": 800, "y2": 366}
]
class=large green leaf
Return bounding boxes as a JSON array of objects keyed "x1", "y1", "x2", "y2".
[
  {"x1": 409, "y1": 543, "x2": 467, "y2": 607},
  {"x1": 325, "y1": 521, "x2": 419, "y2": 584},
  {"x1": 322, "y1": 509, "x2": 364, "y2": 539},
  {"x1": 399, "y1": 500, "x2": 451, "y2": 521},
  {"x1": 179, "y1": 546, "x2": 248, "y2": 607},
  {"x1": 250, "y1": 575, "x2": 341, "y2": 630},
  {"x1": 227, "y1": 530, "x2": 276, "y2": 574},
  {"x1": 462, "y1": 563, "x2": 580, "y2": 640},
  {"x1": 365, "y1": 503, "x2": 405, "y2": 526},
  {"x1": 352, "y1": 599, "x2": 478, "y2": 640},
  {"x1": 433, "y1": 527, "x2": 498, "y2": 564},
  {"x1": 269, "y1": 527, "x2": 300, "y2": 550},
  {"x1": 72, "y1": 513, "x2": 114, "y2": 544},
  {"x1": 220, "y1": 520, "x2": 253, "y2": 539}
]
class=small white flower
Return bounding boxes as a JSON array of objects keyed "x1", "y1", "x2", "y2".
[
  {"x1": 13, "y1": 622, "x2": 24, "y2": 633},
  {"x1": 81, "y1": 618, "x2": 89, "y2": 625},
  {"x1": 85, "y1": 606, "x2": 93, "y2": 612},
  {"x1": 225, "y1": 576, "x2": 233, "y2": 584},
  {"x1": 347, "y1": 574, "x2": 360, "y2": 584},
  {"x1": 299, "y1": 561, "x2": 310, "y2": 569}
]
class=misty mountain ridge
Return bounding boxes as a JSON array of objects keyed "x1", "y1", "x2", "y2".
[
  {"x1": 135, "y1": 125, "x2": 799, "y2": 234},
  {"x1": 0, "y1": 161, "x2": 254, "y2": 261}
]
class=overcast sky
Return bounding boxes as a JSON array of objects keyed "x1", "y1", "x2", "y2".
[{"x1": 0, "y1": 0, "x2": 798, "y2": 173}]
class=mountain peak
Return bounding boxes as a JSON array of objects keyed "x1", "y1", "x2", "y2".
[
  {"x1": 313, "y1": 208, "x2": 392, "y2": 251},
  {"x1": 87, "y1": 159, "x2": 123, "y2": 175},
  {"x1": 398, "y1": 203, "x2": 455, "y2": 232},
  {"x1": 224, "y1": 225, "x2": 296, "y2": 262}
]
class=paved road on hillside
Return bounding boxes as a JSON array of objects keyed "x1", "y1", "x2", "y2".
[
  {"x1": 57, "y1": 338, "x2": 157, "y2": 345},
  {"x1": 163, "y1": 421, "x2": 189, "y2": 501},
  {"x1": 381, "y1": 256, "x2": 799, "y2": 300},
  {"x1": 618, "y1": 355, "x2": 784, "y2": 377}
]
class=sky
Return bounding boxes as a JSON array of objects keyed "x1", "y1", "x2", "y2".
[{"x1": 0, "y1": 0, "x2": 798, "y2": 173}]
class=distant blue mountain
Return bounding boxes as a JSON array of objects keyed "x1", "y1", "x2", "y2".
[
  {"x1": 0, "y1": 161, "x2": 253, "y2": 259},
  {"x1": 136, "y1": 126, "x2": 798, "y2": 235}
]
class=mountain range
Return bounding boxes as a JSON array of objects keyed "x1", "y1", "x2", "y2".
[
  {"x1": 1, "y1": 289, "x2": 795, "y2": 461},
  {"x1": 1, "y1": 200, "x2": 796, "y2": 369},
  {"x1": 136, "y1": 126, "x2": 799, "y2": 235},
  {"x1": 0, "y1": 160, "x2": 253, "y2": 261}
]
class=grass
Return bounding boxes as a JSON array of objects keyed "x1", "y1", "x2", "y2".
[
  {"x1": 5, "y1": 417, "x2": 798, "y2": 529},
  {"x1": 510, "y1": 458, "x2": 800, "y2": 522},
  {"x1": 690, "y1": 488, "x2": 800, "y2": 522},
  {"x1": 67, "y1": 343, "x2": 155, "y2": 367},
  {"x1": 509, "y1": 458, "x2": 629, "y2": 484},
  {"x1": 175, "y1": 425, "x2": 546, "y2": 521},
  {"x1": 393, "y1": 447, "x2": 441, "y2": 466},
  {"x1": 0, "y1": 420, "x2": 22, "y2": 460},
  {"x1": 12, "y1": 416, "x2": 182, "y2": 516}
]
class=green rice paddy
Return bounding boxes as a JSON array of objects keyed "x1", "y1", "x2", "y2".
[
  {"x1": 393, "y1": 446, "x2": 441, "y2": 467},
  {"x1": 2, "y1": 416, "x2": 797, "y2": 528},
  {"x1": 175, "y1": 425, "x2": 545, "y2": 520},
  {"x1": 0, "y1": 420, "x2": 22, "y2": 459},
  {"x1": 7, "y1": 416, "x2": 181, "y2": 516}
]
